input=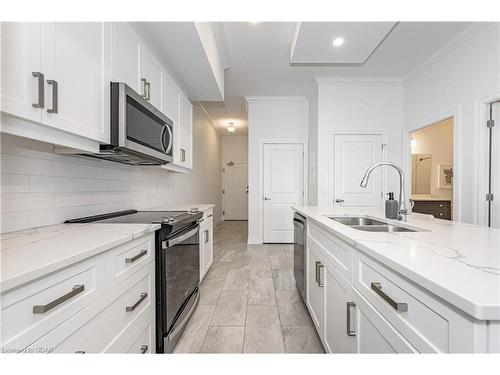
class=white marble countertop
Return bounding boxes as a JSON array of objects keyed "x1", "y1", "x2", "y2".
[
  {"x1": 0, "y1": 223, "x2": 160, "y2": 292},
  {"x1": 293, "y1": 206, "x2": 500, "y2": 320}
]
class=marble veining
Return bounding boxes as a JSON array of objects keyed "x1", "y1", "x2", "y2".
[
  {"x1": 293, "y1": 206, "x2": 500, "y2": 320},
  {"x1": 1, "y1": 222, "x2": 160, "y2": 291}
]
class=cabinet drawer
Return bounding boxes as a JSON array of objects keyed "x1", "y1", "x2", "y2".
[
  {"x1": 106, "y1": 234, "x2": 155, "y2": 289},
  {"x1": 28, "y1": 262, "x2": 154, "y2": 353},
  {"x1": 353, "y1": 251, "x2": 479, "y2": 353},
  {"x1": 116, "y1": 310, "x2": 155, "y2": 354},
  {"x1": 308, "y1": 222, "x2": 352, "y2": 280},
  {"x1": 1, "y1": 256, "x2": 106, "y2": 351}
]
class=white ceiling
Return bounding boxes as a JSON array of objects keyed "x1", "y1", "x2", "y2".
[
  {"x1": 201, "y1": 22, "x2": 471, "y2": 136},
  {"x1": 291, "y1": 22, "x2": 396, "y2": 64}
]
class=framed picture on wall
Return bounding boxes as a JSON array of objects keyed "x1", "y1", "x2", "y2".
[{"x1": 437, "y1": 164, "x2": 453, "y2": 189}]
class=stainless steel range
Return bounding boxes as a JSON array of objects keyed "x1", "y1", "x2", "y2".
[{"x1": 65, "y1": 208, "x2": 203, "y2": 353}]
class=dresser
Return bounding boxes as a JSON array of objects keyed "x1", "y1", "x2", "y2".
[{"x1": 412, "y1": 200, "x2": 452, "y2": 220}]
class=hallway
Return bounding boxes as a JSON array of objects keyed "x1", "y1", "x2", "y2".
[{"x1": 174, "y1": 221, "x2": 324, "y2": 353}]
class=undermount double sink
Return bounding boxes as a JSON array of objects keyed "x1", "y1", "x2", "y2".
[{"x1": 329, "y1": 216, "x2": 419, "y2": 232}]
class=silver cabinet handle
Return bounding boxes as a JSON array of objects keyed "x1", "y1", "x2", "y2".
[
  {"x1": 204, "y1": 229, "x2": 209, "y2": 244},
  {"x1": 146, "y1": 81, "x2": 151, "y2": 100},
  {"x1": 126, "y1": 292, "x2": 148, "y2": 312},
  {"x1": 47, "y1": 79, "x2": 58, "y2": 113},
  {"x1": 140, "y1": 345, "x2": 148, "y2": 354},
  {"x1": 180, "y1": 148, "x2": 186, "y2": 162},
  {"x1": 125, "y1": 250, "x2": 147, "y2": 263},
  {"x1": 346, "y1": 301, "x2": 356, "y2": 336},
  {"x1": 141, "y1": 78, "x2": 147, "y2": 98},
  {"x1": 32, "y1": 72, "x2": 44, "y2": 108},
  {"x1": 33, "y1": 285, "x2": 84, "y2": 314},
  {"x1": 315, "y1": 261, "x2": 324, "y2": 287},
  {"x1": 371, "y1": 282, "x2": 408, "y2": 312},
  {"x1": 335, "y1": 198, "x2": 345, "y2": 204}
]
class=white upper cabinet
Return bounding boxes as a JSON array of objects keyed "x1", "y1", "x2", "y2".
[
  {"x1": 179, "y1": 92, "x2": 193, "y2": 169},
  {"x1": 140, "y1": 46, "x2": 163, "y2": 110},
  {"x1": 1, "y1": 23, "x2": 43, "y2": 123},
  {"x1": 111, "y1": 23, "x2": 141, "y2": 93},
  {"x1": 41, "y1": 22, "x2": 111, "y2": 143}
]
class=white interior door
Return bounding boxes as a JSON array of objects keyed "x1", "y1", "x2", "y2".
[
  {"x1": 223, "y1": 162, "x2": 248, "y2": 220},
  {"x1": 333, "y1": 134, "x2": 383, "y2": 208},
  {"x1": 263, "y1": 143, "x2": 304, "y2": 243}
]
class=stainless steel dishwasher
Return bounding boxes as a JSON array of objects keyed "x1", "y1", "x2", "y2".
[{"x1": 293, "y1": 212, "x2": 307, "y2": 303}]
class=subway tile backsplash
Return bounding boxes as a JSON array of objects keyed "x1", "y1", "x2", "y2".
[{"x1": 0, "y1": 134, "x2": 176, "y2": 233}]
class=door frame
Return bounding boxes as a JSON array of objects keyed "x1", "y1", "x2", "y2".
[
  {"x1": 221, "y1": 160, "x2": 248, "y2": 220},
  {"x1": 404, "y1": 109, "x2": 461, "y2": 222},
  {"x1": 259, "y1": 139, "x2": 308, "y2": 244},
  {"x1": 329, "y1": 130, "x2": 388, "y2": 208}
]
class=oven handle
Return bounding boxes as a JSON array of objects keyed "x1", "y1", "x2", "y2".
[{"x1": 166, "y1": 226, "x2": 199, "y2": 248}]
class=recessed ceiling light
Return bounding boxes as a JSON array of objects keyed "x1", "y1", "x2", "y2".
[{"x1": 332, "y1": 37, "x2": 344, "y2": 47}]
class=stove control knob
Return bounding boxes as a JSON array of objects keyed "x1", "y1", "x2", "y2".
[
  {"x1": 190, "y1": 208, "x2": 199, "y2": 214},
  {"x1": 162, "y1": 216, "x2": 175, "y2": 224}
]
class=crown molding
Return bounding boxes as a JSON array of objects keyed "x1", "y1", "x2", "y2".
[
  {"x1": 244, "y1": 95, "x2": 307, "y2": 103},
  {"x1": 404, "y1": 22, "x2": 492, "y2": 81},
  {"x1": 196, "y1": 102, "x2": 218, "y2": 131},
  {"x1": 315, "y1": 76, "x2": 403, "y2": 84}
]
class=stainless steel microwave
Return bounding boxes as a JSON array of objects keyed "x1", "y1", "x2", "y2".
[{"x1": 80, "y1": 82, "x2": 173, "y2": 165}]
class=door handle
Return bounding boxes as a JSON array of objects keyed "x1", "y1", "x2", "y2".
[
  {"x1": 141, "y1": 78, "x2": 147, "y2": 98},
  {"x1": 47, "y1": 80, "x2": 58, "y2": 113},
  {"x1": 32, "y1": 72, "x2": 44, "y2": 108},
  {"x1": 33, "y1": 285, "x2": 84, "y2": 314},
  {"x1": 263, "y1": 197, "x2": 271, "y2": 201},
  {"x1": 346, "y1": 301, "x2": 356, "y2": 336},
  {"x1": 371, "y1": 282, "x2": 408, "y2": 312},
  {"x1": 140, "y1": 345, "x2": 148, "y2": 354},
  {"x1": 125, "y1": 292, "x2": 148, "y2": 312},
  {"x1": 146, "y1": 81, "x2": 151, "y2": 100},
  {"x1": 335, "y1": 198, "x2": 345, "y2": 204}
]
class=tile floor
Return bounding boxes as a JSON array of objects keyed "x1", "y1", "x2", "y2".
[{"x1": 174, "y1": 221, "x2": 324, "y2": 354}]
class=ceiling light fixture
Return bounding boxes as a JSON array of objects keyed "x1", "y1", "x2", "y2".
[
  {"x1": 332, "y1": 37, "x2": 344, "y2": 47},
  {"x1": 227, "y1": 122, "x2": 236, "y2": 134}
]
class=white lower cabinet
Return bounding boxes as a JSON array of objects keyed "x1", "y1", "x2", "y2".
[
  {"x1": 323, "y1": 258, "x2": 355, "y2": 353},
  {"x1": 306, "y1": 221, "x2": 494, "y2": 353},
  {"x1": 199, "y1": 209, "x2": 214, "y2": 281},
  {"x1": 1, "y1": 233, "x2": 156, "y2": 354}
]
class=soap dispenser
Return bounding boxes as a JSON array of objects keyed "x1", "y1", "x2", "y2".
[{"x1": 385, "y1": 192, "x2": 398, "y2": 219}]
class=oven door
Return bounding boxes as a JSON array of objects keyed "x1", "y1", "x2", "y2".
[
  {"x1": 162, "y1": 224, "x2": 200, "y2": 334},
  {"x1": 293, "y1": 214, "x2": 306, "y2": 303},
  {"x1": 111, "y1": 82, "x2": 173, "y2": 163}
]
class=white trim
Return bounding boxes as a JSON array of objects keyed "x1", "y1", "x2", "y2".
[
  {"x1": 258, "y1": 139, "x2": 308, "y2": 244},
  {"x1": 404, "y1": 23, "x2": 491, "y2": 81},
  {"x1": 475, "y1": 93, "x2": 500, "y2": 226},
  {"x1": 315, "y1": 77, "x2": 403, "y2": 83},
  {"x1": 290, "y1": 22, "x2": 302, "y2": 61},
  {"x1": 405, "y1": 109, "x2": 461, "y2": 222},
  {"x1": 244, "y1": 96, "x2": 307, "y2": 103},
  {"x1": 329, "y1": 130, "x2": 388, "y2": 208}
]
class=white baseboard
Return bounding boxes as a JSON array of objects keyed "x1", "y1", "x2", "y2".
[{"x1": 247, "y1": 236, "x2": 261, "y2": 245}]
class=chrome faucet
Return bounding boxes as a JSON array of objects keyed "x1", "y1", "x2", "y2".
[{"x1": 360, "y1": 161, "x2": 412, "y2": 221}]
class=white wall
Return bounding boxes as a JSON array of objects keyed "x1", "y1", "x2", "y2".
[
  {"x1": 315, "y1": 79, "x2": 404, "y2": 207},
  {"x1": 403, "y1": 23, "x2": 500, "y2": 224},
  {"x1": 411, "y1": 118, "x2": 454, "y2": 200},
  {"x1": 307, "y1": 82, "x2": 319, "y2": 206},
  {"x1": 246, "y1": 97, "x2": 308, "y2": 244},
  {"x1": 0, "y1": 105, "x2": 222, "y2": 233},
  {"x1": 221, "y1": 135, "x2": 248, "y2": 164}
]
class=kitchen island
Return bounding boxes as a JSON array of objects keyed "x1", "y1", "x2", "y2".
[{"x1": 293, "y1": 206, "x2": 500, "y2": 353}]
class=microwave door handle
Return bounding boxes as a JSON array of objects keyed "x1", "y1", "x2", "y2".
[
  {"x1": 165, "y1": 125, "x2": 173, "y2": 154},
  {"x1": 160, "y1": 125, "x2": 167, "y2": 152},
  {"x1": 166, "y1": 227, "x2": 199, "y2": 248}
]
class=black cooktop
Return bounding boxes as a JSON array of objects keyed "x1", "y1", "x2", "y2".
[{"x1": 65, "y1": 209, "x2": 203, "y2": 235}]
